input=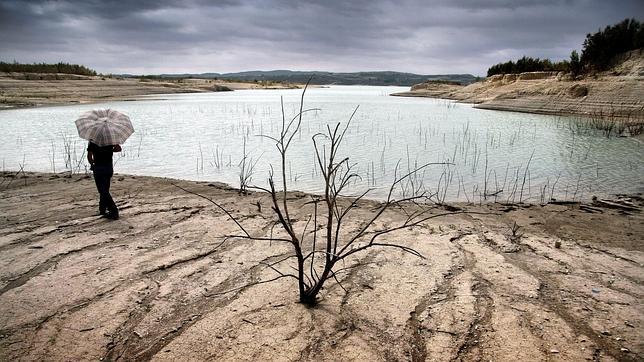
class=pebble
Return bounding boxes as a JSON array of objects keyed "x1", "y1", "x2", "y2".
[
  {"x1": 621, "y1": 348, "x2": 630, "y2": 353},
  {"x1": 601, "y1": 330, "x2": 611, "y2": 336},
  {"x1": 550, "y1": 349, "x2": 560, "y2": 353},
  {"x1": 624, "y1": 321, "x2": 634, "y2": 328}
]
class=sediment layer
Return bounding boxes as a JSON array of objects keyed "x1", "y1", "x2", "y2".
[
  {"x1": 0, "y1": 73, "x2": 300, "y2": 109},
  {"x1": 394, "y1": 49, "x2": 644, "y2": 120}
]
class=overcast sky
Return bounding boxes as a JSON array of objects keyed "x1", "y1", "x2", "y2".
[{"x1": 0, "y1": 0, "x2": 642, "y2": 76}]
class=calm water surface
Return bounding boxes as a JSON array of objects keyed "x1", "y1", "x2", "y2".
[{"x1": 1, "y1": 85, "x2": 642, "y2": 202}]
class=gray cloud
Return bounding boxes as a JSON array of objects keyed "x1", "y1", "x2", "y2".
[{"x1": 0, "y1": 0, "x2": 642, "y2": 75}]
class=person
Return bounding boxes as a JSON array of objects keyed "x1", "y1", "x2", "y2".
[{"x1": 87, "y1": 142, "x2": 122, "y2": 219}]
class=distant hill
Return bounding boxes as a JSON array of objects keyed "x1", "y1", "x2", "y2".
[{"x1": 141, "y1": 70, "x2": 477, "y2": 86}]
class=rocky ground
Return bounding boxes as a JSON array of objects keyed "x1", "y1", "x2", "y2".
[
  {"x1": 393, "y1": 49, "x2": 644, "y2": 121},
  {"x1": 0, "y1": 172, "x2": 642, "y2": 361},
  {"x1": 0, "y1": 73, "x2": 301, "y2": 109}
]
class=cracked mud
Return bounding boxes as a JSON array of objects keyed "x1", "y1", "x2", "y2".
[{"x1": 0, "y1": 172, "x2": 642, "y2": 361}]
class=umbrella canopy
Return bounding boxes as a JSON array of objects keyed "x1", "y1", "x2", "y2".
[{"x1": 75, "y1": 109, "x2": 134, "y2": 147}]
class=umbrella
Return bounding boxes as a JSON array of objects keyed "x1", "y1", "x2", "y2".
[{"x1": 75, "y1": 109, "x2": 134, "y2": 146}]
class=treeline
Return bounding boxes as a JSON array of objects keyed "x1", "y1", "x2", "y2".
[
  {"x1": 487, "y1": 18, "x2": 643, "y2": 77},
  {"x1": 487, "y1": 57, "x2": 570, "y2": 77},
  {"x1": 0, "y1": 61, "x2": 97, "y2": 76},
  {"x1": 581, "y1": 18, "x2": 643, "y2": 71}
]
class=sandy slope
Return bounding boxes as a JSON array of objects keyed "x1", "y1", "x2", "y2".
[
  {"x1": 0, "y1": 172, "x2": 642, "y2": 361},
  {"x1": 393, "y1": 50, "x2": 644, "y2": 120},
  {"x1": 0, "y1": 74, "x2": 301, "y2": 109}
]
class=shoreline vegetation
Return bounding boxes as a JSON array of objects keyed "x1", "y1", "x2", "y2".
[{"x1": 0, "y1": 171, "x2": 642, "y2": 360}]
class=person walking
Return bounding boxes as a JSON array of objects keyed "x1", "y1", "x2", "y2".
[
  {"x1": 75, "y1": 108, "x2": 134, "y2": 220},
  {"x1": 88, "y1": 142, "x2": 121, "y2": 219}
]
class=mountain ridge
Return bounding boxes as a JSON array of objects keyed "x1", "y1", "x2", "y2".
[{"x1": 125, "y1": 70, "x2": 478, "y2": 86}]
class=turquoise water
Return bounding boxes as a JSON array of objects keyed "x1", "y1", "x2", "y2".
[{"x1": 1, "y1": 85, "x2": 642, "y2": 202}]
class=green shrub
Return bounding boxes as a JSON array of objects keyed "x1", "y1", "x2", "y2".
[{"x1": 0, "y1": 61, "x2": 97, "y2": 76}]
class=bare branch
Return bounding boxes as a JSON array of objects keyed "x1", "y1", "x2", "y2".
[
  {"x1": 330, "y1": 270, "x2": 348, "y2": 293},
  {"x1": 223, "y1": 234, "x2": 294, "y2": 244},
  {"x1": 259, "y1": 261, "x2": 299, "y2": 280},
  {"x1": 205, "y1": 275, "x2": 293, "y2": 297}
]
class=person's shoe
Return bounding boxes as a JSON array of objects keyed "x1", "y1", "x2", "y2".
[{"x1": 105, "y1": 212, "x2": 119, "y2": 220}]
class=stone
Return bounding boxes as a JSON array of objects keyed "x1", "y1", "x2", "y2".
[{"x1": 567, "y1": 84, "x2": 589, "y2": 98}]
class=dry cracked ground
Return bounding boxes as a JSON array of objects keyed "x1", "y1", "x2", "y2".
[{"x1": 0, "y1": 172, "x2": 642, "y2": 361}]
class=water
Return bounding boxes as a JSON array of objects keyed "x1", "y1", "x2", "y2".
[{"x1": 1, "y1": 85, "x2": 642, "y2": 202}]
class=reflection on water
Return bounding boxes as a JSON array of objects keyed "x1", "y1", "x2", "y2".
[{"x1": 0, "y1": 85, "x2": 642, "y2": 202}]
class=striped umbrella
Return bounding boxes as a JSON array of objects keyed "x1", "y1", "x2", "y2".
[{"x1": 75, "y1": 109, "x2": 134, "y2": 146}]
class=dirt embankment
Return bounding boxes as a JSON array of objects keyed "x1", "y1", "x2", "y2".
[
  {"x1": 0, "y1": 172, "x2": 642, "y2": 361},
  {"x1": 393, "y1": 49, "x2": 644, "y2": 120},
  {"x1": 0, "y1": 73, "x2": 302, "y2": 109}
]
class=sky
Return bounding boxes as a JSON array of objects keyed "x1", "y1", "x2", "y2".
[{"x1": 0, "y1": 0, "x2": 642, "y2": 76}]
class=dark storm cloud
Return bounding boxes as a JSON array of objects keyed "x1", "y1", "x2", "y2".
[{"x1": 1, "y1": 0, "x2": 642, "y2": 75}]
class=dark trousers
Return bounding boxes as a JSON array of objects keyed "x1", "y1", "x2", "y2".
[{"x1": 93, "y1": 165, "x2": 118, "y2": 215}]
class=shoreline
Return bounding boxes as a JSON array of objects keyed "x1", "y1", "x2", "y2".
[
  {"x1": 3, "y1": 75, "x2": 641, "y2": 125},
  {"x1": 391, "y1": 87, "x2": 644, "y2": 121},
  {"x1": 0, "y1": 75, "x2": 306, "y2": 110},
  {"x1": 2, "y1": 166, "x2": 640, "y2": 205},
  {"x1": 1, "y1": 171, "x2": 642, "y2": 360},
  {"x1": 391, "y1": 52, "x2": 644, "y2": 122}
]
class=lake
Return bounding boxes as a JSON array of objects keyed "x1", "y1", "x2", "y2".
[{"x1": 1, "y1": 85, "x2": 642, "y2": 202}]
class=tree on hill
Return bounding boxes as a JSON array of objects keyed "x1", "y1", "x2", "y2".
[
  {"x1": 569, "y1": 50, "x2": 581, "y2": 78},
  {"x1": 580, "y1": 18, "x2": 643, "y2": 72},
  {"x1": 486, "y1": 18, "x2": 643, "y2": 77},
  {"x1": 486, "y1": 57, "x2": 569, "y2": 77}
]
